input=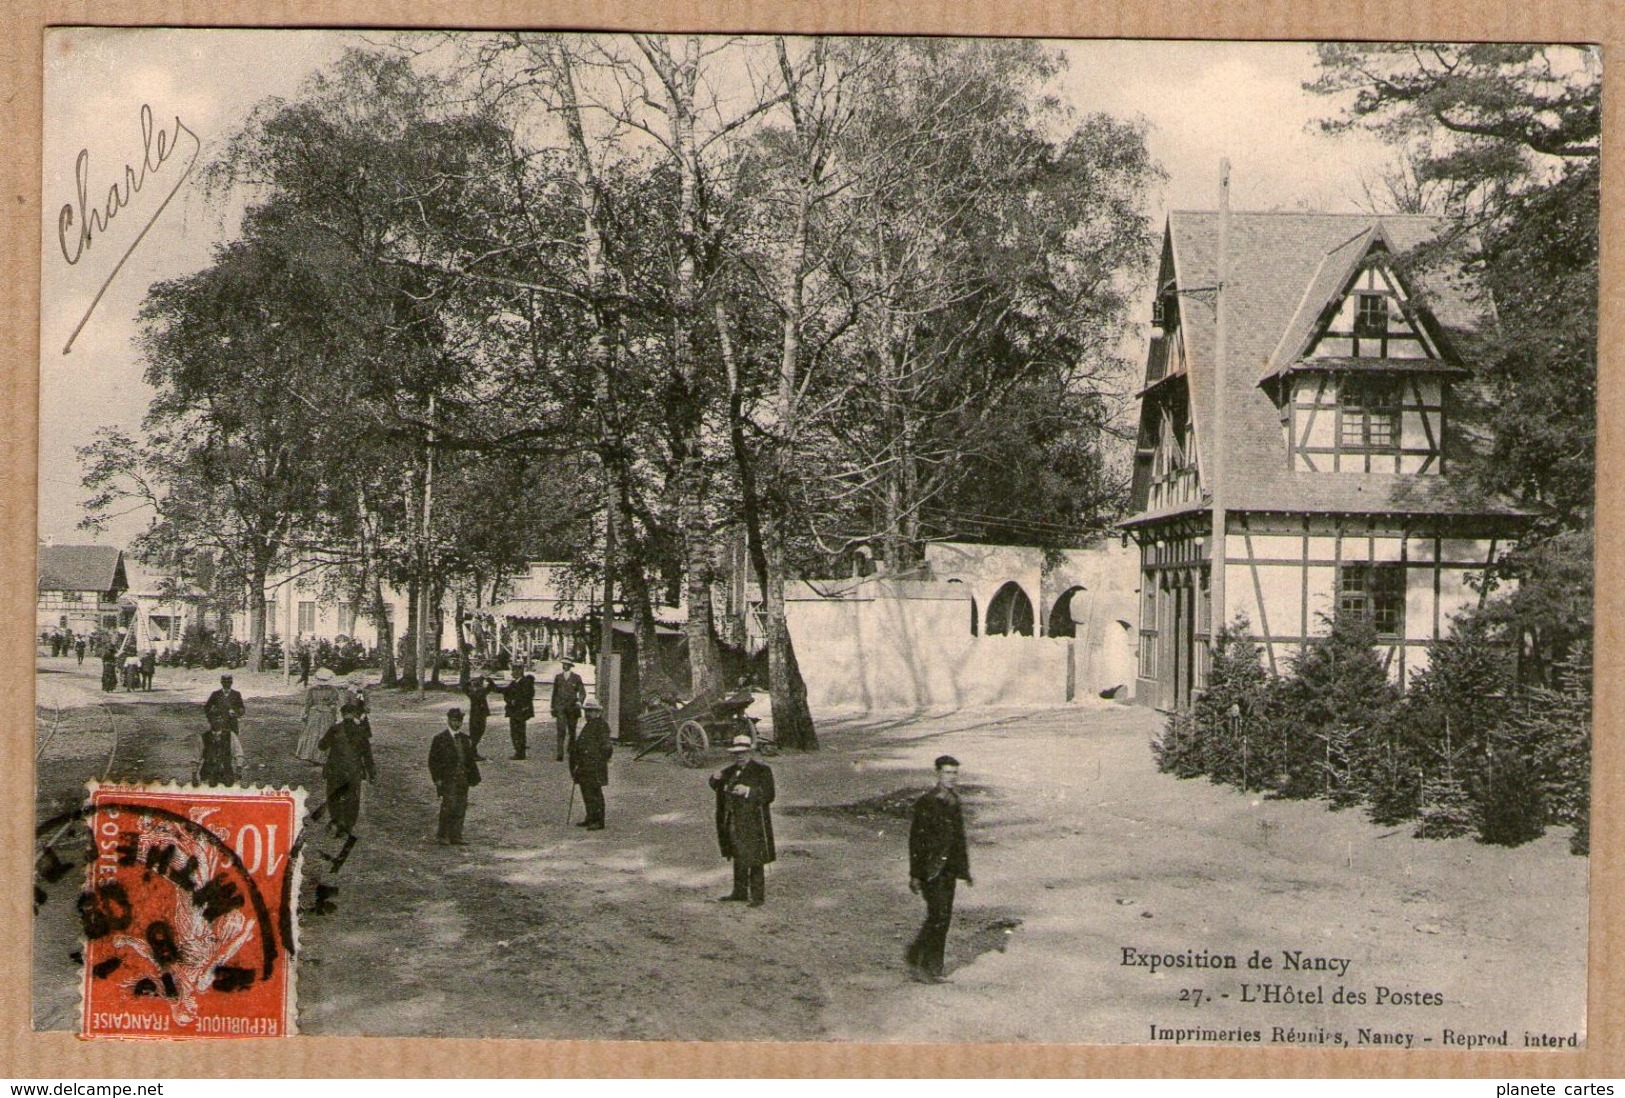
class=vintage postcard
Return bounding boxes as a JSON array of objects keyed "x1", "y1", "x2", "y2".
[{"x1": 29, "y1": 26, "x2": 1598, "y2": 1056}]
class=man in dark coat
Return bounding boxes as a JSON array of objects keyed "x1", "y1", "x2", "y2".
[
  {"x1": 465, "y1": 674, "x2": 493, "y2": 760},
  {"x1": 428, "y1": 708, "x2": 481, "y2": 845},
  {"x1": 495, "y1": 666, "x2": 535, "y2": 760},
  {"x1": 906, "y1": 754, "x2": 973, "y2": 983},
  {"x1": 75, "y1": 637, "x2": 87, "y2": 665},
  {"x1": 100, "y1": 648, "x2": 119, "y2": 692},
  {"x1": 569, "y1": 698, "x2": 613, "y2": 830},
  {"x1": 204, "y1": 675, "x2": 246, "y2": 733},
  {"x1": 319, "y1": 699, "x2": 376, "y2": 837},
  {"x1": 710, "y1": 735, "x2": 776, "y2": 907},
  {"x1": 551, "y1": 658, "x2": 586, "y2": 762},
  {"x1": 140, "y1": 649, "x2": 156, "y2": 691}
]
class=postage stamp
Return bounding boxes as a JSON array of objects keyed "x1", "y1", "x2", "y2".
[{"x1": 78, "y1": 783, "x2": 302, "y2": 1039}]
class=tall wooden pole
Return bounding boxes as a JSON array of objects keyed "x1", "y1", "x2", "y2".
[
  {"x1": 598, "y1": 476, "x2": 616, "y2": 716},
  {"x1": 1209, "y1": 159, "x2": 1232, "y2": 680},
  {"x1": 416, "y1": 394, "x2": 436, "y2": 702},
  {"x1": 284, "y1": 573, "x2": 293, "y2": 690}
]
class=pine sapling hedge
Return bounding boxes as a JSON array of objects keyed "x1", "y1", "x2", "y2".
[
  {"x1": 1271, "y1": 612, "x2": 1398, "y2": 802},
  {"x1": 1512, "y1": 640, "x2": 1592, "y2": 853},
  {"x1": 1146, "y1": 605, "x2": 1590, "y2": 853},
  {"x1": 1195, "y1": 620, "x2": 1271, "y2": 790}
]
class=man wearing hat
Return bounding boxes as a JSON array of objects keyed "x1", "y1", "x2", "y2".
[
  {"x1": 709, "y1": 735, "x2": 776, "y2": 907},
  {"x1": 319, "y1": 698, "x2": 377, "y2": 837},
  {"x1": 568, "y1": 698, "x2": 614, "y2": 830},
  {"x1": 494, "y1": 665, "x2": 536, "y2": 760},
  {"x1": 906, "y1": 755, "x2": 973, "y2": 983},
  {"x1": 550, "y1": 658, "x2": 586, "y2": 763},
  {"x1": 465, "y1": 673, "x2": 493, "y2": 761},
  {"x1": 428, "y1": 708, "x2": 481, "y2": 846},
  {"x1": 204, "y1": 674, "x2": 246, "y2": 735}
]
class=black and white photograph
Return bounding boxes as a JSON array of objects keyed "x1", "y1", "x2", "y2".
[{"x1": 32, "y1": 29, "x2": 1596, "y2": 1047}]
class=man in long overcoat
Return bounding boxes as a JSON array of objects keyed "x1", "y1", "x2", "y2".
[
  {"x1": 569, "y1": 698, "x2": 613, "y2": 829},
  {"x1": 710, "y1": 735, "x2": 776, "y2": 907},
  {"x1": 204, "y1": 675, "x2": 245, "y2": 733},
  {"x1": 319, "y1": 699, "x2": 376, "y2": 837},
  {"x1": 906, "y1": 754, "x2": 973, "y2": 983},
  {"x1": 551, "y1": 658, "x2": 586, "y2": 762},
  {"x1": 428, "y1": 708, "x2": 481, "y2": 845},
  {"x1": 495, "y1": 666, "x2": 535, "y2": 760}
]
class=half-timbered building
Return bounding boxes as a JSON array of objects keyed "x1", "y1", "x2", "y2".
[{"x1": 1122, "y1": 186, "x2": 1530, "y2": 710}]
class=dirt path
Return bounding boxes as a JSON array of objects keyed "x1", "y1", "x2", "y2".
[{"x1": 34, "y1": 659, "x2": 1588, "y2": 1045}]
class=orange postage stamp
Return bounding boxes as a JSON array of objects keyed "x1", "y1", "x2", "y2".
[{"x1": 78, "y1": 783, "x2": 301, "y2": 1039}]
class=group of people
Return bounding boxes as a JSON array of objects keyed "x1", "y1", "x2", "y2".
[
  {"x1": 100, "y1": 645, "x2": 156, "y2": 692},
  {"x1": 43, "y1": 629, "x2": 87, "y2": 662},
  {"x1": 427, "y1": 658, "x2": 610, "y2": 844},
  {"x1": 187, "y1": 654, "x2": 976, "y2": 983}
]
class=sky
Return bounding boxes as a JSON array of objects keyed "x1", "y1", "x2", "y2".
[{"x1": 37, "y1": 31, "x2": 1392, "y2": 552}]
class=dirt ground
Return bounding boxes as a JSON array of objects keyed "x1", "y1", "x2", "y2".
[{"x1": 33, "y1": 656, "x2": 1588, "y2": 1045}]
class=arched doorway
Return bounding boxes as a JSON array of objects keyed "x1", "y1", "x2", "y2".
[
  {"x1": 1048, "y1": 586, "x2": 1085, "y2": 638},
  {"x1": 985, "y1": 582, "x2": 1034, "y2": 636}
]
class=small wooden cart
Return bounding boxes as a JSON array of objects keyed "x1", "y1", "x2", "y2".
[{"x1": 633, "y1": 690, "x2": 759, "y2": 767}]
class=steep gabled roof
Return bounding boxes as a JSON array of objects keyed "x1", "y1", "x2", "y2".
[
  {"x1": 1142, "y1": 210, "x2": 1525, "y2": 519},
  {"x1": 38, "y1": 545, "x2": 127, "y2": 594}
]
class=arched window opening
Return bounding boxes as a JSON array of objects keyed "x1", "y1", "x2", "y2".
[
  {"x1": 1048, "y1": 586, "x2": 1085, "y2": 638},
  {"x1": 986, "y1": 582, "x2": 1034, "y2": 636}
]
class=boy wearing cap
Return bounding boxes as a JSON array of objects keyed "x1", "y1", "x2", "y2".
[
  {"x1": 429, "y1": 708, "x2": 481, "y2": 845},
  {"x1": 569, "y1": 698, "x2": 614, "y2": 829},
  {"x1": 551, "y1": 658, "x2": 586, "y2": 762},
  {"x1": 710, "y1": 736, "x2": 776, "y2": 907},
  {"x1": 906, "y1": 755, "x2": 973, "y2": 983}
]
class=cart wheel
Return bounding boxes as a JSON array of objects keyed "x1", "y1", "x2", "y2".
[{"x1": 676, "y1": 721, "x2": 708, "y2": 767}]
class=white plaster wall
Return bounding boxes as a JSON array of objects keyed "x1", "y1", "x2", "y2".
[{"x1": 785, "y1": 595, "x2": 1072, "y2": 710}]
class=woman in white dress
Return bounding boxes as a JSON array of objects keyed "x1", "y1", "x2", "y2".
[{"x1": 296, "y1": 667, "x2": 343, "y2": 764}]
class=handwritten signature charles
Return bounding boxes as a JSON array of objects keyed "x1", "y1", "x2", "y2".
[{"x1": 57, "y1": 104, "x2": 201, "y2": 355}]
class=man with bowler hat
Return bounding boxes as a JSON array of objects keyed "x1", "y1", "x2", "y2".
[
  {"x1": 569, "y1": 698, "x2": 614, "y2": 829},
  {"x1": 710, "y1": 734, "x2": 775, "y2": 907},
  {"x1": 906, "y1": 755, "x2": 973, "y2": 983},
  {"x1": 428, "y1": 707, "x2": 481, "y2": 845},
  {"x1": 551, "y1": 658, "x2": 586, "y2": 762}
]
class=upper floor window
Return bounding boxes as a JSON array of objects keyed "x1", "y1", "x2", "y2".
[
  {"x1": 1354, "y1": 293, "x2": 1390, "y2": 338},
  {"x1": 1339, "y1": 378, "x2": 1400, "y2": 452},
  {"x1": 61, "y1": 591, "x2": 85, "y2": 603}
]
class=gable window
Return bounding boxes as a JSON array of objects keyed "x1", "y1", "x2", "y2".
[
  {"x1": 1354, "y1": 293, "x2": 1389, "y2": 338},
  {"x1": 1338, "y1": 563, "x2": 1405, "y2": 638},
  {"x1": 1339, "y1": 378, "x2": 1400, "y2": 452}
]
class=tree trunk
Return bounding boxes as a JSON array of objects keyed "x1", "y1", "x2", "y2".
[
  {"x1": 373, "y1": 577, "x2": 397, "y2": 687},
  {"x1": 455, "y1": 591, "x2": 470, "y2": 692},
  {"x1": 760, "y1": 523, "x2": 817, "y2": 749},
  {"x1": 718, "y1": 299, "x2": 817, "y2": 749},
  {"x1": 402, "y1": 577, "x2": 419, "y2": 688},
  {"x1": 429, "y1": 581, "x2": 445, "y2": 685},
  {"x1": 245, "y1": 559, "x2": 269, "y2": 673}
]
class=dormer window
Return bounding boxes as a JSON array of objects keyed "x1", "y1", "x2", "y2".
[
  {"x1": 1339, "y1": 377, "x2": 1400, "y2": 453},
  {"x1": 1353, "y1": 293, "x2": 1389, "y2": 338}
]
